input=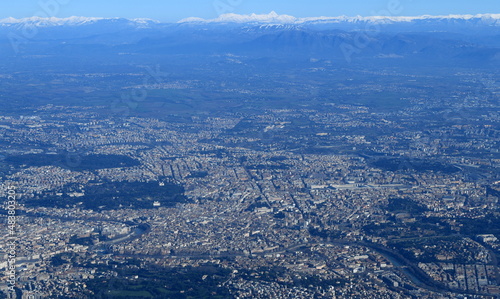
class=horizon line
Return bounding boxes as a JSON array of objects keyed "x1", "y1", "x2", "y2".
[{"x1": 1, "y1": 11, "x2": 500, "y2": 24}]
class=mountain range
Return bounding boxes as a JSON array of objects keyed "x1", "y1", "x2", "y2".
[
  {"x1": 2, "y1": 12, "x2": 500, "y2": 27},
  {"x1": 0, "y1": 12, "x2": 499, "y2": 67}
]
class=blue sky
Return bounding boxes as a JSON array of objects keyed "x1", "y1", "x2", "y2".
[{"x1": 1, "y1": 0, "x2": 498, "y2": 22}]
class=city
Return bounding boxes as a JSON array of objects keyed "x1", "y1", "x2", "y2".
[{"x1": 0, "y1": 5, "x2": 499, "y2": 299}]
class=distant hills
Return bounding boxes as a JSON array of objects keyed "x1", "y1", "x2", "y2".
[
  {"x1": 0, "y1": 16, "x2": 158, "y2": 27},
  {"x1": 0, "y1": 12, "x2": 499, "y2": 66}
]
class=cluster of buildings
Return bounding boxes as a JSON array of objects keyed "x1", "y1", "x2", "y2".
[{"x1": 0, "y1": 99, "x2": 498, "y2": 298}]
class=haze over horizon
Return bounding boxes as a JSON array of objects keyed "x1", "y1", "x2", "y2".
[{"x1": 0, "y1": 0, "x2": 498, "y2": 22}]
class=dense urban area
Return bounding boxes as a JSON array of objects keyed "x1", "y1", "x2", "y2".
[{"x1": 0, "y1": 66, "x2": 498, "y2": 298}]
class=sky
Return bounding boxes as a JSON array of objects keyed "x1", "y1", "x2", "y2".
[{"x1": 0, "y1": 0, "x2": 498, "y2": 22}]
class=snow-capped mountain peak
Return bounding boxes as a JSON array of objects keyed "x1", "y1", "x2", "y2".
[
  {"x1": 178, "y1": 11, "x2": 298, "y2": 24},
  {"x1": 1, "y1": 12, "x2": 500, "y2": 29},
  {"x1": 178, "y1": 11, "x2": 500, "y2": 25}
]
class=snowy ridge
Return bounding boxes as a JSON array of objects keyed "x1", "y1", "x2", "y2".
[
  {"x1": 0, "y1": 16, "x2": 105, "y2": 26},
  {"x1": 1, "y1": 12, "x2": 500, "y2": 27},
  {"x1": 0, "y1": 16, "x2": 159, "y2": 27},
  {"x1": 178, "y1": 11, "x2": 500, "y2": 24}
]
